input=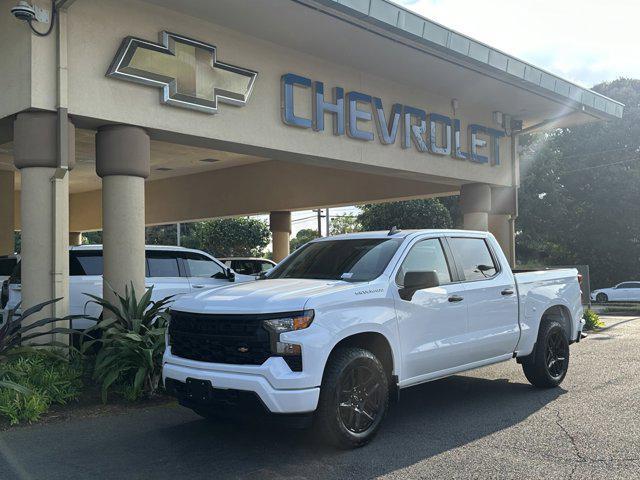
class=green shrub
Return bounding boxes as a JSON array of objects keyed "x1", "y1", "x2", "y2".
[
  {"x1": 0, "y1": 298, "x2": 80, "y2": 395},
  {"x1": 583, "y1": 309, "x2": 604, "y2": 331},
  {"x1": 0, "y1": 352, "x2": 83, "y2": 424},
  {"x1": 82, "y1": 284, "x2": 171, "y2": 402}
]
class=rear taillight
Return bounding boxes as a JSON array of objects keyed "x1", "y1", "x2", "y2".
[{"x1": 577, "y1": 274, "x2": 583, "y2": 286}]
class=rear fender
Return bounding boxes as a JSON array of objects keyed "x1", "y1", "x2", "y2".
[{"x1": 516, "y1": 296, "x2": 580, "y2": 358}]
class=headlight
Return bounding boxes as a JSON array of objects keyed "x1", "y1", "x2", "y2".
[
  {"x1": 263, "y1": 310, "x2": 314, "y2": 334},
  {"x1": 262, "y1": 310, "x2": 314, "y2": 372}
]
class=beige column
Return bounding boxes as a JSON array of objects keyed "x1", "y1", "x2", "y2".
[
  {"x1": 0, "y1": 170, "x2": 15, "y2": 256},
  {"x1": 460, "y1": 183, "x2": 491, "y2": 231},
  {"x1": 69, "y1": 232, "x2": 83, "y2": 246},
  {"x1": 490, "y1": 186, "x2": 517, "y2": 266},
  {"x1": 96, "y1": 125, "x2": 149, "y2": 304},
  {"x1": 270, "y1": 211, "x2": 292, "y2": 262},
  {"x1": 14, "y1": 112, "x2": 74, "y2": 336}
]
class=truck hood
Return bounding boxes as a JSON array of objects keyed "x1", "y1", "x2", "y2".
[{"x1": 170, "y1": 278, "x2": 355, "y2": 314}]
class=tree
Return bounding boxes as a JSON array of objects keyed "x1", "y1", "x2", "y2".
[
  {"x1": 357, "y1": 199, "x2": 452, "y2": 231},
  {"x1": 13, "y1": 232, "x2": 20, "y2": 254},
  {"x1": 516, "y1": 78, "x2": 640, "y2": 288},
  {"x1": 83, "y1": 231, "x2": 102, "y2": 244},
  {"x1": 290, "y1": 229, "x2": 319, "y2": 251},
  {"x1": 182, "y1": 218, "x2": 270, "y2": 257},
  {"x1": 329, "y1": 215, "x2": 361, "y2": 236},
  {"x1": 145, "y1": 224, "x2": 178, "y2": 246}
]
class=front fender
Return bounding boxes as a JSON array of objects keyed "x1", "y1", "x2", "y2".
[{"x1": 281, "y1": 299, "x2": 399, "y2": 388}]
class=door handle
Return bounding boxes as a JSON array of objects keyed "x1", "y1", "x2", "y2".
[
  {"x1": 193, "y1": 285, "x2": 206, "y2": 289},
  {"x1": 448, "y1": 295, "x2": 464, "y2": 303},
  {"x1": 501, "y1": 289, "x2": 515, "y2": 296}
]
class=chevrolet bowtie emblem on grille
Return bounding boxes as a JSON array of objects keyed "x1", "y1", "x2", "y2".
[
  {"x1": 106, "y1": 31, "x2": 258, "y2": 114},
  {"x1": 237, "y1": 347, "x2": 250, "y2": 353}
]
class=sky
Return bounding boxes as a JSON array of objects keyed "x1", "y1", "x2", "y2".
[
  {"x1": 273, "y1": 0, "x2": 634, "y2": 239},
  {"x1": 398, "y1": 0, "x2": 636, "y2": 88}
]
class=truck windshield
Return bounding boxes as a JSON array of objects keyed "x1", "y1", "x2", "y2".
[{"x1": 268, "y1": 238, "x2": 402, "y2": 282}]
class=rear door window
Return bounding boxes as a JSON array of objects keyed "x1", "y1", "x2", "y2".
[
  {"x1": 146, "y1": 251, "x2": 181, "y2": 277},
  {"x1": 70, "y1": 251, "x2": 103, "y2": 276},
  {"x1": 449, "y1": 237, "x2": 498, "y2": 281}
]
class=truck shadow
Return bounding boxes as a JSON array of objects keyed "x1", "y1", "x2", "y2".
[{"x1": 158, "y1": 374, "x2": 565, "y2": 479}]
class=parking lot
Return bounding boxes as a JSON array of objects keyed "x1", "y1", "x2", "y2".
[{"x1": 0, "y1": 315, "x2": 638, "y2": 480}]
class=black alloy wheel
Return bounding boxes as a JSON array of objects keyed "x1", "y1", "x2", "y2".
[
  {"x1": 315, "y1": 347, "x2": 389, "y2": 448},
  {"x1": 545, "y1": 329, "x2": 569, "y2": 379},
  {"x1": 522, "y1": 320, "x2": 570, "y2": 388},
  {"x1": 596, "y1": 293, "x2": 608, "y2": 303},
  {"x1": 338, "y1": 364, "x2": 384, "y2": 434}
]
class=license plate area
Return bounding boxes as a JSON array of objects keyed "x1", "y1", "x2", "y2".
[{"x1": 185, "y1": 378, "x2": 214, "y2": 403}]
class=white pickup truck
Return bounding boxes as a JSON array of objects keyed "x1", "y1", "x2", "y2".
[
  {"x1": 1, "y1": 245, "x2": 253, "y2": 328},
  {"x1": 163, "y1": 229, "x2": 584, "y2": 448}
]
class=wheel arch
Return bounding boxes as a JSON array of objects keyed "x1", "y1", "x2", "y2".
[
  {"x1": 540, "y1": 304, "x2": 573, "y2": 340},
  {"x1": 325, "y1": 331, "x2": 396, "y2": 383}
]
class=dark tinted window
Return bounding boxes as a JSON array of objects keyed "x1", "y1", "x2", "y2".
[
  {"x1": 260, "y1": 261, "x2": 274, "y2": 272},
  {"x1": 181, "y1": 252, "x2": 224, "y2": 277},
  {"x1": 232, "y1": 260, "x2": 262, "y2": 275},
  {"x1": 618, "y1": 282, "x2": 640, "y2": 288},
  {"x1": 268, "y1": 238, "x2": 402, "y2": 282},
  {"x1": 396, "y1": 239, "x2": 452, "y2": 286},
  {"x1": 0, "y1": 258, "x2": 18, "y2": 276},
  {"x1": 70, "y1": 251, "x2": 103, "y2": 276},
  {"x1": 147, "y1": 251, "x2": 180, "y2": 277},
  {"x1": 449, "y1": 237, "x2": 498, "y2": 281},
  {"x1": 8, "y1": 260, "x2": 20, "y2": 283}
]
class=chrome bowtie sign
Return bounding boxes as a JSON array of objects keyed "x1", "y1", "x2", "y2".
[{"x1": 107, "y1": 32, "x2": 258, "y2": 114}]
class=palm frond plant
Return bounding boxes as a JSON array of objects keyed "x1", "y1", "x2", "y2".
[
  {"x1": 0, "y1": 299, "x2": 81, "y2": 395},
  {"x1": 82, "y1": 284, "x2": 172, "y2": 402}
]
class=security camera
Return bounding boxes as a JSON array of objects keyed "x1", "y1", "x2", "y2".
[{"x1": 10, "y1": 1, "x2": 36, "y2": 22}]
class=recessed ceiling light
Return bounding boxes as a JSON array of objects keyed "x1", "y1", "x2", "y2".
[
  {"x1": 156, "y1": 167, "x2": 173, "y2": 171},
  {"x1": 199, "y1": 158, "x2": 220, "y2": 163}
]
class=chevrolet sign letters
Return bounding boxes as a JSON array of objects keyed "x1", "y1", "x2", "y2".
[
  {"x1": 107, "y1": 32, "x2": 257, "y2": 114},
  {"x1": 281, "y1": 73, "x2": 506, "y2": 165}
]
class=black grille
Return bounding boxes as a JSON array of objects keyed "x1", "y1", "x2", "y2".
[{"x1": 169, "y1": 310, "x2": 274, "y2": 365}]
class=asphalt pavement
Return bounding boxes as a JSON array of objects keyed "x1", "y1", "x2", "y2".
[{"x1": 1, "y1": 316, "x2": 638, "y2": 480}]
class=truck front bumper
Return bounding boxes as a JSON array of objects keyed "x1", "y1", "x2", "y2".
[{"x1": 162, "y1": 355, "x2": 320, "y2": 415}]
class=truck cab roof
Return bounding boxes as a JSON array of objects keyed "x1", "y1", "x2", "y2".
[{"x1": 311, "y1": 229, "x2": 492, "y2": 242}]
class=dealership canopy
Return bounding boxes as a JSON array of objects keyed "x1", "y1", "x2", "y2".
[{"x1": 0, "y1": 0, "x2": 620, "y2": 332}]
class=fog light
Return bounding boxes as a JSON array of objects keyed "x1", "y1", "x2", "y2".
[{"x1": 276, "y1": 342, "x2": 301, "y2": 355}]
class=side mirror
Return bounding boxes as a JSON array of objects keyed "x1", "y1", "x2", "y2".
[
  {"x1": 226, "y1": 268, "x2": 236, "y2": 282},
  {"x1": 399, "y1": 270, "x2": 439, "y2": 301}
]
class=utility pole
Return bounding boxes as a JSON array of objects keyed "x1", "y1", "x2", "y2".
[
  {"x1": 316, "y1": 209, "x2": 322, "y2": 236},
  {"x1": 176, "y1": 222, "x2": 181, "y2": 246},
  {"x1": 325, "y1": 208, "x2": 330, "y2": 236}
]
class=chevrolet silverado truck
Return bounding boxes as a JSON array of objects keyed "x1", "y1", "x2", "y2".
[{"x1": 163, "y1": 229, "x2": 584, "y2": 448}]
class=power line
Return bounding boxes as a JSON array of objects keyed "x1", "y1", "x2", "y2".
[
  {"x1": 559, "y1": 156, "x2": 640, "y2": 175},
  {"x1": 527, "y1": 144, "x2": 638, "y2": 162}
]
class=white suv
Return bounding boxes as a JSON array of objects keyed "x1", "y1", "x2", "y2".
[{"x1": 1, "y1": 245, "x2": 254, "y2": 329}]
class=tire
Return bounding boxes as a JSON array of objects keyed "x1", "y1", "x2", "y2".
[
  {"x1": 596, "y1": 293, "x2": 608, "y2": 303},
  {"x1": 315, "y1": 347, "x2": 389, "y2": 449},
  {"x1": 522, "y1": 320, "x2": 570, "y2": 388}
]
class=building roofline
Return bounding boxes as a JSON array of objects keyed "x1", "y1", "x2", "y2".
[{"x1": 302, "y1": 0, "x2": 623, "y2": 119}]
